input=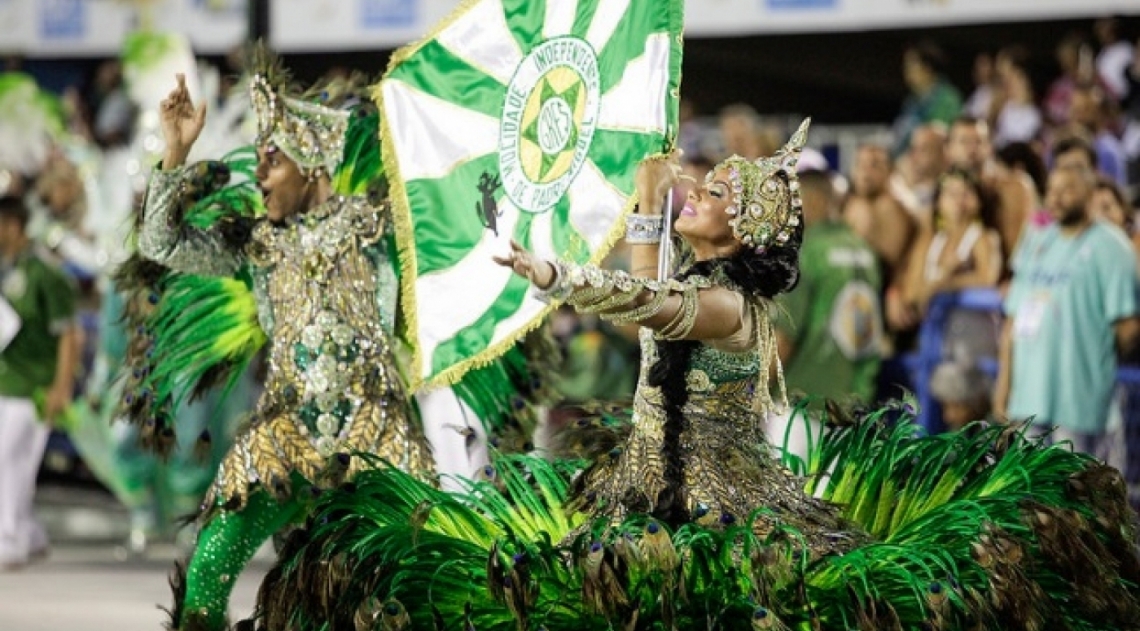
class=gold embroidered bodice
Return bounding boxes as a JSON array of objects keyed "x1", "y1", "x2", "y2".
[
  {"x1": 573, "y1": 301, "x2": 861, "y2": 557},
  {"x1": 138, "y1": 167, "x2": 429, "y2": 510}
]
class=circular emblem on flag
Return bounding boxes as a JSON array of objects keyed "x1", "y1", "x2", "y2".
[
  {"x1": 499, "y1": 37, "x2": 601, "y2": 214},
  {"x1": 378, "y1": 0, "x2": 684, "y2": 387}
]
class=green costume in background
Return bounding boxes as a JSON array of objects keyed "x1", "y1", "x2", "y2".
[
  {"x1": 93, "y1": 290, "x2": 251, "y2": 549},
  {"x1": 775, "y1": 219, "x2": 883, "y2": 405},
  {"x1": 248, "y1": 126, "x2": 1140, "y2": 631}
]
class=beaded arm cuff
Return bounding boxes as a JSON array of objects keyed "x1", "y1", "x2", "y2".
[
  {"x1": 532, "y1": 261, "x2": 711, "y2": 335},
  {"x1": 624, "y1": 214, "x2": 664, "y2": 244},
  {"x1": 137, "y1": 166, "x2": 244, "y2": 277}
]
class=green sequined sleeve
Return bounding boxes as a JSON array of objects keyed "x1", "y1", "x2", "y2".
[{"x1": 137, "y1": 167, "x2": 244, "y2": 276}]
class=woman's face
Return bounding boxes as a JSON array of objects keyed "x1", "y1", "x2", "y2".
[
  {"x1": 936, "y1": 175, "x2": 980, "y2": 228},
  {"x1": 675, "y1": 167, "x2": 739, "y2": 248},
  {"x1": 1090, "y1": 187, "x2": 1129, "y2": 231}
]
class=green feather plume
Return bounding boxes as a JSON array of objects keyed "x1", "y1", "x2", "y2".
[
  {"x1": 246, "y1": 408, "x2": 1140, "y2": 631},
  {"x1": 113, "y1": 147, "x2": 265, "y2": 455}
]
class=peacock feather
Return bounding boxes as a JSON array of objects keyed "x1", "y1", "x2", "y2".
[
  {"x1": 114, "y1": 146, "x2": 265, "y2": 456},
  {"x1": 247, "y1": 408, "x2": 1140, "y2": 631}
]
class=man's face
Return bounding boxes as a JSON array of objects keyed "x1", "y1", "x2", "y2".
[
  {"x1": 1053, "y1": 147, "x2": 1095, "y2": 174},
  {"x1": 1069, "y1": 90, "x2": 1099, "y2": 128},
  {"x1": 902, "y1": 50, "x2": 927, "y2": 91},
  {"x1": 256, "y1": 145, "x2": 309, "y2": 223},
  {"x1": 909, "y1": 128, "x2": 946, "y2": 178},
  {"x1": 852, "y1": 146, "x2": 891, "y2": 196},
  {"x1": 719, "y1": 115, "x2": 756, "y2": 158},
  {"x1": 1045, "y1": 167, "x2": 1093, "y2": 227},
  {"x1": 946, "y1": 122, "x2": 990, "y2": 172}
]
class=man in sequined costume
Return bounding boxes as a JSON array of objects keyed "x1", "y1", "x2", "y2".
[{"x1": 134, "y1": 59, "x2": 471, "y2": 629}]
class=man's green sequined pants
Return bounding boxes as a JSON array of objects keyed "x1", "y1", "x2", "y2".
[{"x1": 176, "y1": 488, "x2": 308, "y2": 631}]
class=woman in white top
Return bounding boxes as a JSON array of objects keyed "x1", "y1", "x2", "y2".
[
  {"x1": 904, "y1": 167, "x2": 1003, "y2": 315},
  {"x1": 905, "y1": 167, "x2": 1005, "y2": 404},
  {"x1": 991, "y1": 48, "x2": 1043, "y2": 149}
]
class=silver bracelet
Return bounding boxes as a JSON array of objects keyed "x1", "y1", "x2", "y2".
[
  {"x1": 531, "y1": 260, "x2": 574, "y2": 303},
  {"x1": 625, "y1": 214, "x2": 664, "y2": 244}
]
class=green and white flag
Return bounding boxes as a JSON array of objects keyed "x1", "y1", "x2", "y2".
[{"x1": 380, "y1": 0, "x2": 684, "y2": 390}]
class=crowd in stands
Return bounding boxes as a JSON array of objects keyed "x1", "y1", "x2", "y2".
[
  {"x1": 557, "y1": 18, "x2": 1140, "y2": 499},
  {"x1": 3, "y1": 17, "x2": 1140, "y2": 525}
]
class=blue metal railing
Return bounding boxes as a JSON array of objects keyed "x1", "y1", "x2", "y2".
[{"x1": 908, "y1": 288, "x2": 1140, "y2": 436}]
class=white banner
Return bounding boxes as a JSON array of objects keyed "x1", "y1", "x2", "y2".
[
  {"x1": 0, "y1": 0, "x2": 247, "y2": 56},
  {"x1": 2, "y1": 0, "x2": 1137, "y2": 56},
  {"x1": 271, "y1": 0, "x2": 1140, "y2": 51}
]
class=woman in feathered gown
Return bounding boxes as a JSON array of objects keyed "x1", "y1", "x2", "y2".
[{"x1": 248, "y1": 121, "x2": 1140, "y2": 631}]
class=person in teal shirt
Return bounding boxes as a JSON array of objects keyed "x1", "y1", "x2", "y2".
[
  {"x1": 0, "y1": 196, "x2": 80, "y2": 569},
  {"x1": 995, "y1": 165, "x2": 1140, "y2": 470}
]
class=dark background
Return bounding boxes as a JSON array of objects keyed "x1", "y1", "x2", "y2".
[{"x1": 14, "y1": 15, "x2": 1140, "y2": 125}]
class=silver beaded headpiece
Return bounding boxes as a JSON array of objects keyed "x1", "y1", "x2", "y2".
[
  {"x1": 712, "y1": 118, "x2": 811, "y2": 252},
  {"x1": 248, "y1": 55, "x2": 350, "y2": 177}
]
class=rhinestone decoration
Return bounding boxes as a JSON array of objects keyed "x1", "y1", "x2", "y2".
[
  {"x1": 708, "y1": 118, "x2": 811, "y2": 250},
  {"x1": 249, "y1": 72, "x2": 350, "y2": 176}
]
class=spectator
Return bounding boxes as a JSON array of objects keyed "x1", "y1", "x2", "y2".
[
  {"x1": 770, "y1": 158, "x2": 883, "y2": 462},
  {"x1": 946, "y1": 116, "x2": 1036, "y2": 269},
  {"x1": 902, "y1": 167, "x2": 1003, "y2": 365},
  {"x1": 892, "y1": 40, "x2": 963, "y2": 158},
  {"x1": 903, "y1": 167, "x2": 1002, "y2": 314},
  {"x1": 991, "y1": 46, "x2": 1043, "y2": 148},
  {"x1": 930, "y1": 361, "x2": 992, "y2": 432},
  {"x1": 0, "y1": 196, "x2": 79, "y2": 570},
  {"x1": 842, "y1": 143, "x2": 917, "y2": 283},
  {"x1": 996, "y1": 142, "x2": 1049, "y2": 200},
  {"x1": 1094, "y1": 16, "x2": 1135, "y2": 102},
  {"x1": 995, "y1": 164, "x2": 1140, "y2": 472},
  {"x1": 996, "y1": 141, "x2": 1051, "y2": 234},
  {"x1": 1089, "y1": 175, "x2": 1140, "y2": 253},
  {"x1": 891, "y1": 122, "x2": 947, "y2": 228},
  {"x1": 1065, "y1": 83, "x2": 1129, "y2": 187},
  {"x1": 718, "y1": 103, "x2": 779, "y2": 161},
  {"x1": 550, "y1": 307, "x2": 638, "y2": 405},
  {"x1": 1123, "y1": 46, "x2": 1140, "y2": 164},
  {"x1": 87, "y1": 60, "x2": 135, "y2": 149},
  {"x1": 964, "y1": 52, "x2": 997, "y2": 121},
  {"x1": 1044, "y1": 33, "x2": 1096, "y2": 128}
]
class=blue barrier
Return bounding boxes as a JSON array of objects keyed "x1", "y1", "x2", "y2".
[
  {"x1": 910, "y1": 288, "x2": 1004, "y2": 434},
  {"x1": 910, "y1": 288, "x2": 1140, "y2": 435}
]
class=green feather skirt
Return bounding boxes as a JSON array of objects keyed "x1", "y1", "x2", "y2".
[{"x1": 247, "y1": 410, "x2": 1140, "y2": 631}]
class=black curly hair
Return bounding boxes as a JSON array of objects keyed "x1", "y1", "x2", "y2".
[{"x1": 645, "y1": 215, "x2": 803, "y2": 526}]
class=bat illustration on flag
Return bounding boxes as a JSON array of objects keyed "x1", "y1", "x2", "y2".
[{"x1": 378, "y1": 0, "x2": 684, "y2": 389}]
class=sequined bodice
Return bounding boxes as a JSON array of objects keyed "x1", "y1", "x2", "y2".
[
  {"x1": 245, "y1": 196, "x2": 399, "y2": 455},
  {"x1": 637, "y1": 328, "x2": 760, "y2": 411}
]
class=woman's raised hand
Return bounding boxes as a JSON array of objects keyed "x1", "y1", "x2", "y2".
[
  {"x1": 634, "y1": 150, "x2": 684, "y2": 214},
  {"x1": 493, "y1": 240, "x2": 557, "y2": 289}
]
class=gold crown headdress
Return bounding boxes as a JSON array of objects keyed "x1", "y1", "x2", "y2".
[
  {"x1": 248, "y1": 46, "x2": 350, "y2": 177},
  {"x1": 711, "y1": 118, "x2": 811, "y2": 252}
]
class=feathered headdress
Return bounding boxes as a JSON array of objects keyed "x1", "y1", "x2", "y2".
[{"x1": 246, "y1": 44, "x2": 384, "y2": 198}]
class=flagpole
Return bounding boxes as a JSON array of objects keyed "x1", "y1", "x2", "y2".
[{"x1": 657, "y1": 189, "x2": 673, "y2": 280}]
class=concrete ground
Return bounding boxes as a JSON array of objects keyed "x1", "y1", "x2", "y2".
[{"x1": 0, "y1": 484, "x2": 269, "y2": 631}]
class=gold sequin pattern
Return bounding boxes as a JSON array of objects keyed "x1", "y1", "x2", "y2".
[
  {"x1": 204, "y1": 196, "x2": 431, "y2": 512},
  {"x1": 572, "y1": 321, "x2": 864, "y2": 559}
]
